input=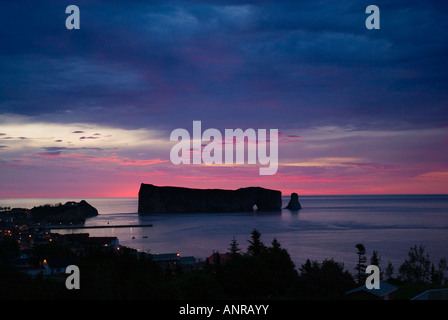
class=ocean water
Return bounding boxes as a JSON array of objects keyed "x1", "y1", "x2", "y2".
[{"x1": 2, "y1": 195, "x2": 448, "y2": 274}]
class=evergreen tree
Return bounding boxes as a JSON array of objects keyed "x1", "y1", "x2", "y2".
[
  {"x1": 385, "y1": 261, "x2": 394, "y2": 280},
  {"x1": 271, "y1": 238, "x2": 281, "y2": 251},
  {"x1": 430, "y1": 258, "x2": 447, "y2": 285},
  {"x1": 430, "y1": 263, "x2": 437, "y2": 284},
  {"x1": 220, "y1": 233, "x2": 298, "y2": 299},
  {"x1": 228, "y1": 236, "x2": 241, "y2": 257},
  {"x1": 437, "y1": 258, "x2": 448, "y2": 286},
  {"x1": 247, "y1": 229, "x2": 266, "y2": 256},
  {"x1": 398, "y1": 245, "x2": 431, "y2": 284},
  {"x1": 354, "y1": 243, "x2": 367, "y2": 284},
  {"x1": 212, "y1": 250, "x2": 221, "y2": 266},
  {"x1": 298, "y1": 258, "x2": 355, "y2": 299},
  {"x1": 370, "y1": 250, "x2": 382, "y2": 278}
]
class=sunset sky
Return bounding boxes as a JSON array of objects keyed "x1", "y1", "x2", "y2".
[{"x1": 1, "y1": 0, "x2": 447, "y2": 197}]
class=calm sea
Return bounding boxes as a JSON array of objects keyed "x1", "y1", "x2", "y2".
[{"x1": 2, "y1": 195, "x2": 448, "y2": 274}]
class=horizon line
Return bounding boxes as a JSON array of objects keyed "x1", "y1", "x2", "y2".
[{"x1": 2, "y1": 193, "x2": 448, "y2": 200}]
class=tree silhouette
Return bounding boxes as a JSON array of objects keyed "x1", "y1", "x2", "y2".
[
  {"x1": 434, "y1": 258, "x2": 448, "y2": 286},
  {"x1": 247, "y1": 229, "x2": 266, "y2": 256},
  {"x1": 220, "y1": 231, "x2": 298, "y2": 299},
  {"x1": 298, "y1": 258, "x2": 355, "y2": 299},
  {"x1": 271, "y1": 238, "x2": 281, "y2": 251},
  {"x1": 399, "y1": 245, "x2": 431, "y2": 284},
  {"x1": 228, "y1": 236, "x2": 241, "y2": 257},
  {"x1": 370, "y1": 249, "x2": 382, "y2": 278},
  {"x1": 385, "y1": 261, "x2": 394, "y2": 280},
  {"x1": 355, "y1": 243, "x2": 367, "y2": 284}
]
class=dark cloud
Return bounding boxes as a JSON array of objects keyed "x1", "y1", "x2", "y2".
[
  {"x1": 0, "y1": 0, "x2": 447, "y2": 130},
  {"x1": 43, "y1": 146, "x2": 103, "y2": 152},
  {"x1": 44, "y1": 147, "x2": 67, "y2": 152},
  {"x1": 37, "y1": 151, "x2": 62, "y2": 157}
]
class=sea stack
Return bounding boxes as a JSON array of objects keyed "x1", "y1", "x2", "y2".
[{"x1": 285, "y1": 193, "x2": 301, "y2": 210}]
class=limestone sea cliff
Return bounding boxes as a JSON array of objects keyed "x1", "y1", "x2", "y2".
[{"x1": 138, "y1": 183, "x2": 282, "y2": 214}]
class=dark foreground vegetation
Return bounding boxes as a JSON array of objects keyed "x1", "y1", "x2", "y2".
[{"x1": 0, "y1": 229, "x2": 446, "y2": 300}]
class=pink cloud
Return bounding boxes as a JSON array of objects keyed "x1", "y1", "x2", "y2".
[
  {"x1": 119, "y1": 159, "x2": 169, "y2": 166},
  {"x1": 35, "y1": 152, "x2": 168, "y2": 166}
]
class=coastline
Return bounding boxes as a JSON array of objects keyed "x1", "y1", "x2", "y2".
[
  {"x1": 2, "y1": 195, "x2": 448, "y2": 271},
  {"x1": 44, "y1": 223, "x2": 154, "y2": 230}
]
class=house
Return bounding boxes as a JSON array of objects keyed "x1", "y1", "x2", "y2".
[
  {"x1": 42, "y1": 258, "x2": 73, "y2": 275},
  {"x1": 151, "y1": 252, "x2": 180, "y2": 262},
  {"x1": 149, "y1": 253, "x2": 198, "y2": 271},
  {"x1": 63, "y1": 233, "x2": 90, "y2": 243},
  {"x1": 411, "y1": 288, "x2": 448, "y2": 300},
  {"x1": 180, "y1": 256, "x2": 196, "y2": 266},
  {"x1": 346, "y1": 281, "x2": 398, "y2": 300},
  {"x1": 21, "y1": 257, "x2": 73, "y2": 276},
  {"x1": 83, "y1": 236, "x2": 119, "y2": 249},
  {"x1": 207, "y1": 252, "x2": 232, "y2": 265},
  {"x1": 21, "y1": 265, "x2": 46, "y2": 276},
  {"x1": 64, "y1": 202, "x2": 78, "y2": 207},
  {"x1": 180, "y1": 256, "x2": 198, "y2": 271},
  {"x1": 62, "y1": 233, "x2": 119, "y2": 250},
  {"x1": 150, "y1": 253, "x2": 180, "y2": 269}
]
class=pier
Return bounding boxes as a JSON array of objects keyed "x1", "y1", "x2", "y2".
[{"x1": 39, "y1": 223, "x2": 153, "y2": 230}]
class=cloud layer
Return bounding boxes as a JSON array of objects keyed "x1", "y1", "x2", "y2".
[{"x1": 0, "y1": 1, "x2": 447, "y2": 196}]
